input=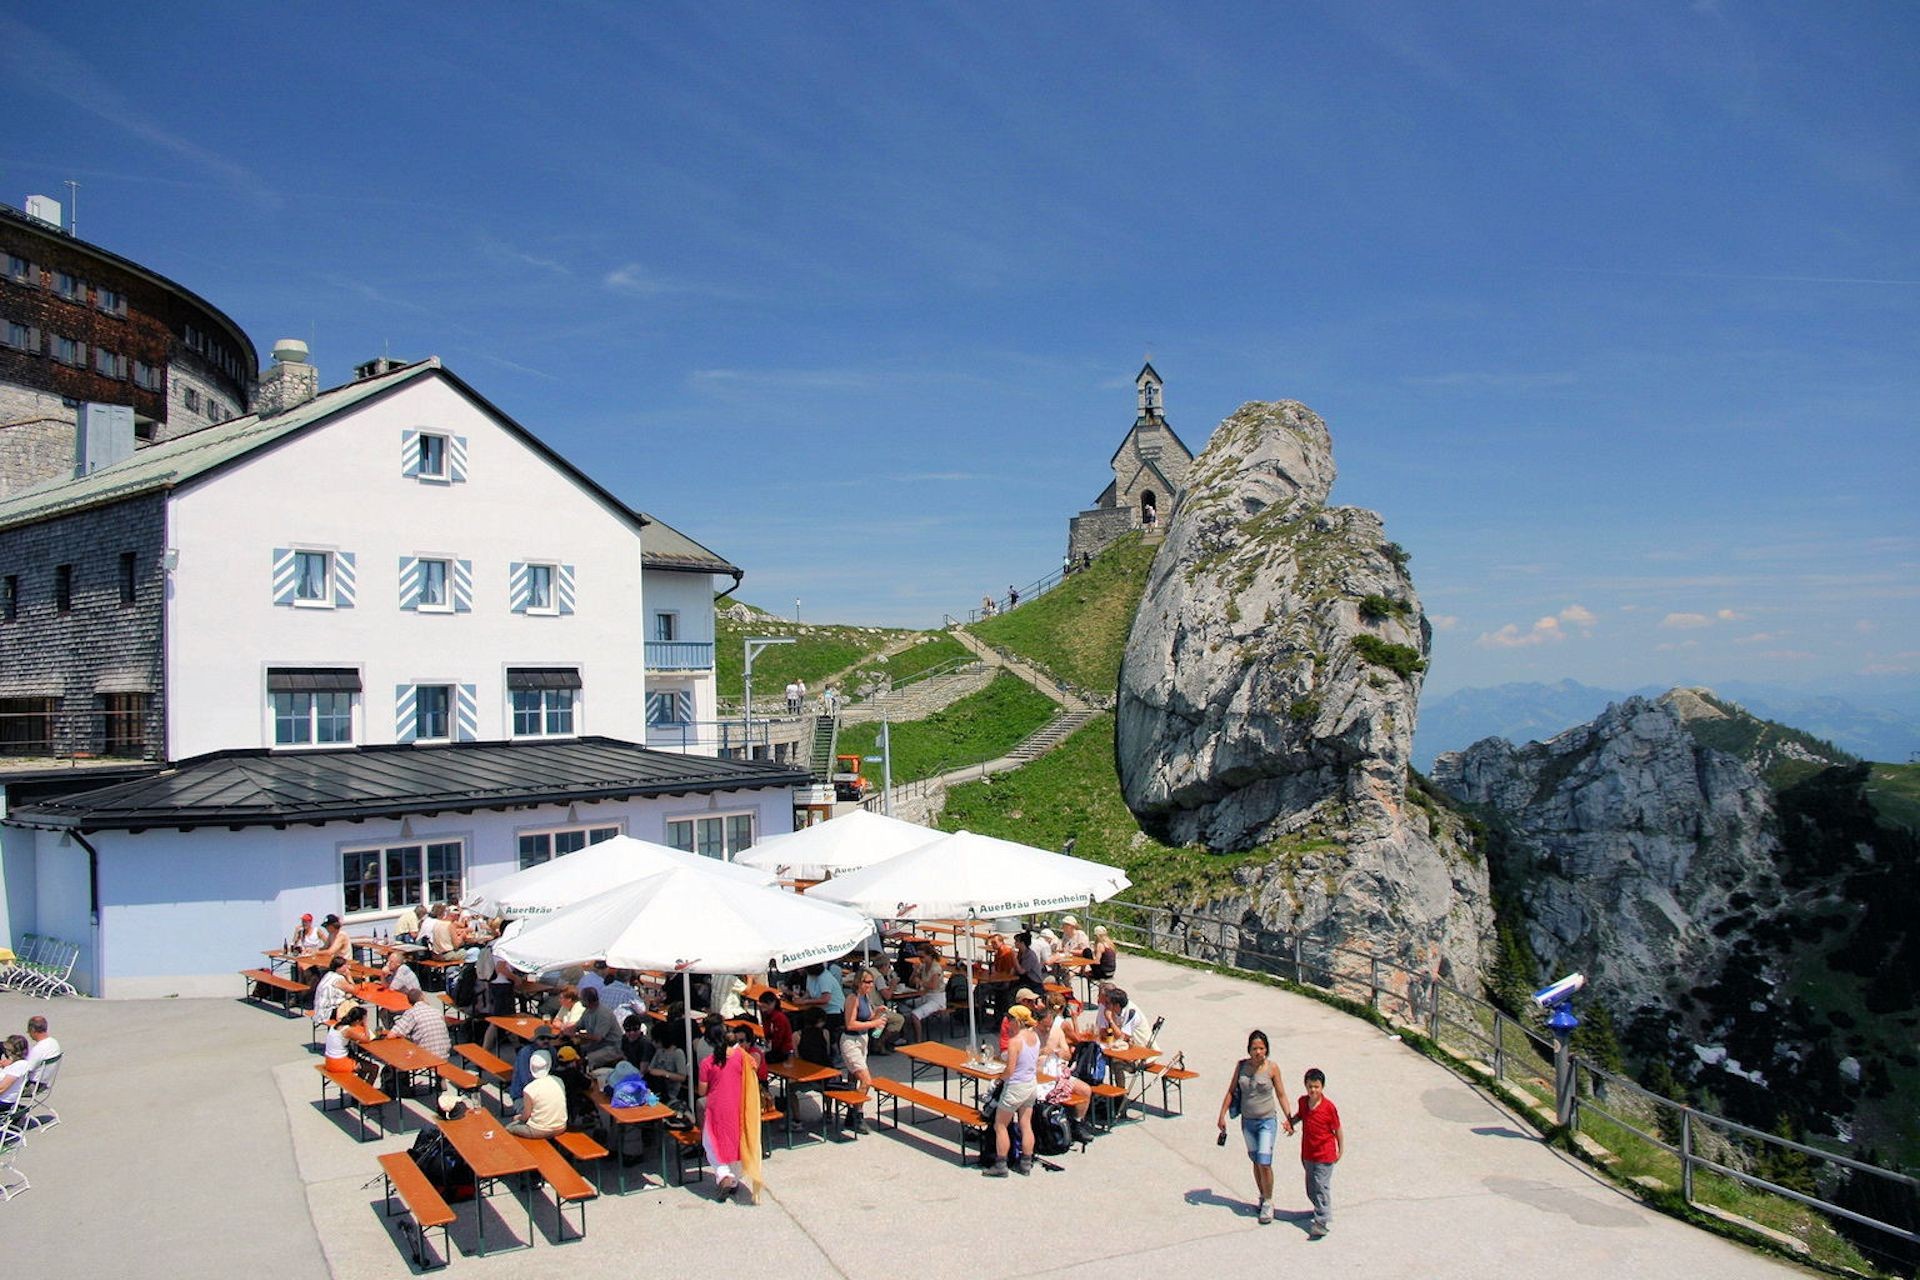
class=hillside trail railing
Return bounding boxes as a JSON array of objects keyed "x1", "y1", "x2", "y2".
[
  {"x1": 1085, "y1": 898, "x2": 1919, "y2": 1265},
  {"x1": 960, "y1": 560, "x2": 1077, "y2": 625}
]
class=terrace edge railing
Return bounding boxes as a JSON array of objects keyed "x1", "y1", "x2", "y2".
[{"x1": 1083, "y1": 897, "x2": 1920, "y2": 1265}]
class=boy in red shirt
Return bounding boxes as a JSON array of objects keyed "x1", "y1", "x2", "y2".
[{"x1": 1288, "y1": 1068, "x2": 1344, "y2": 1237}]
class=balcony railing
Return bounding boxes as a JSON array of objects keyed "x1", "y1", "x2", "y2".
[
  {"x1": 0, "y1": 708, "x2": 159, "y2": 762},
  {"x1": 645, "y1": 641, "x2": 714, "y2": 671}
]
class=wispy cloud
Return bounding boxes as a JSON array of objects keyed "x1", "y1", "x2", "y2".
[
  {"x1": 1661, "y1": 612, "x2": 1713, "y2": 629},
  {"x1": 603, "y1": 262, "x2": 740, "y2": 300},
  {"x1": 476, "y1": 233, "x2": 570, "y2": 278},
  {"x1": 1476, "y1": 604, "x2": 1597, "y2": 649},
  {"x1": 0, "y1": 17, "x2": 281, "y2": 208},
  {"x1": 689, "y1": 367, "x2": 875, "y2": 392},
  {"x1": 1430, "y1": 614, "x2": 1460, "y2": 632}
]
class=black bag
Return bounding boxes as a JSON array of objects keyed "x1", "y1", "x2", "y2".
[
  {"x1": 1070, "y1": 1041, "x2": 1107, "y2": 1086},
  {"x1": 407, "y1": 1129, "x2": 476, "y2": 1203},
  {"x1": 451, "y1": 962, "x2": 478, "y2": 1010},
  {"x1": 1034, "y1": 1101, "x2": 1072, "y2": 1156}
]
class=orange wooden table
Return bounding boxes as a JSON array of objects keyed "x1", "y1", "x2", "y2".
[
  {"x1": 485, "y1": 1014, "x2": 546, "y2": 1042},
  {"x1": 436, "y1": 1111, "x2": 535, "y2": 1254}
]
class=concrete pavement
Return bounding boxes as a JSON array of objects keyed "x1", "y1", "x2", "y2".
[{"x1": 1, "y1": 954, "x2": 1807, "y2": 1278}]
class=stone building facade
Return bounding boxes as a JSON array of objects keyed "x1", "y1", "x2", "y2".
[
  {"x1": 0, "y1": 200, "x2": 256, "y2": 497},
  {"x1": 1066, "y1": 363, "x2": 1196, "y2": 562}
]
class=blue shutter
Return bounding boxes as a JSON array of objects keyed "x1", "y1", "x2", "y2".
[
  {"x1": 449, "y1": 435, "x2": 469, "y2": 483},
  {"x1": 394, "y1": 684, "x2": 417, "y2": 742},
  {"x1": 558, "y1": 563, "x2": 577, "y2": 615},
  {"x1": 456, "y1": 683, "x2": 478, "y2": 741},
  {"x1": 271, "y1": 547, "x2": 297, "y2": 605},
  {"x1": 398, "y1": 556, "x2": 420, "y2": 609},
  {"x1": 401, "y1": 429, "x2": 421, "y2": 478},
  {"x1": 453, "y1": 559, "x2": 473, "y2": 612},
  {"x1": 508, "y1": 561, "x2": 529, "y2": 613},
  {"x1": 334, "y1": 552, "x2": 357, "y2": 609}
]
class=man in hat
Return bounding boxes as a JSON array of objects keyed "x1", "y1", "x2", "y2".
[
  {"x1": 508, "y1": 1050, "x2": 567, "y2": 1139},
  {"x1": 1059, "y1": 915, "x2": 1090, "y2": 957},
  {"x1": 509, "y1": 1025, "x2": 559, "y2": 1105}
]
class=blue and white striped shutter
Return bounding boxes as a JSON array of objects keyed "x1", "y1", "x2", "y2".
[
  {"x1": 395, "y1": 684, "x2": 417, "y2": 742},
  {"x1": 456, "y1": 684, "x2": 478, "y2": 741},
  {"x1": 453, "y1": 559, "x2": 473, "y2": 612},
  {"x1": 397, "y1": 556, "x2": 420, "y2": 609},
  {"x1": 508, "y1": 562, "x2": 529, "y2": 613},
  {"x1": 557, "y1": 564, "x2": 577, "y2": 615},
  {"x1": 449, "y1": 436, "x2": 469, "y2": 483},
  {"x1": 334, "y1": 552, "x2": 357, "y2": 608},
  {"x1": 271, "y1": 547, "x2": 297, "y2": 605},
  {"x1": 401, "y1": 429, "x2": 421, "y2": 478}
]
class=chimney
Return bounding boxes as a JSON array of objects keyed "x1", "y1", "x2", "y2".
[
  {"x1": 74, "y1": 402, "x2": 135, "y2": 478},
  {"x1": 256, "y1": 339, "x2": 318, "y2": 417}
]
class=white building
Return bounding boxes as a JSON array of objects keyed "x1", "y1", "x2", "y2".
[{"x1": 0, "y1": 353, "x2": 803, "y2": 996}]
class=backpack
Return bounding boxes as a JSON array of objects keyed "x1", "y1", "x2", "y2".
[
  {"x1": 451, "y1": 962, "x2": 478, "y2": 1010},
  {"x1": 1070, "y1": 1041, "x2": 1107, "y2": 1086},
  {"x1": 610, "y1": 1073, "x2": 654, "y2": 1109},
  {"x1": 1034, "y1": 1102, "x2": 1072, "y2": 1155},
  {"x1": 407, "y1": 1129, "x2": 476, "y2": 1203}
]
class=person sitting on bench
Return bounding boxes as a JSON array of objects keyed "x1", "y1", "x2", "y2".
[{"x1": 507, "y1": 1050, "x2": 567, "y2": 1139}]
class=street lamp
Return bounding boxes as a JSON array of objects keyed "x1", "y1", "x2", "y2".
[{"x1": 742, "y1": 636, "x2": 795, "y2": 760}]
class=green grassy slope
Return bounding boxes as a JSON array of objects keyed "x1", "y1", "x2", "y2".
[
  {"x1": 878, "y1": 632, "x2": 972, "y2": 685},
  {"x1": 713, "y1": 613, "x2": 917, "y2": 705},
  {"x1": 1864, "y1": 762, "x2": 1920, "y2": 834},
  {"x1": 967, "y1": 534, "x2": 1156, "y2": 695},
  {"x1": 838, "y1": 671, "x2": 1056, "y2": 784}
]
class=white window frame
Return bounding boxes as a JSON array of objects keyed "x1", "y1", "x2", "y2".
[
  {"x1": 341, "y1": 838, "x2": 464, "y2": 919},
  {"x1": 515, "y1": 821, "x2": 622, "y2": 870},
  {"x1": 525, "y1": 562, "x2": 557, "y2": 615},
  {"x1": 416, "y1": 432, "x2": 450, "y2": 482},
  {"x1": 271, "y1": 689, "x2": 357, "y2": 748},
  {"x1": 413, "y1": 684, "x2": 454, "y2": 743},
  {"x1": 665, "y1": 810, "x2": 757, "y2": 860},
  {"x1": 416, "y1": 557, "x2": 452, "y2": 612},
  {"x1": 291, "y1": 550, "x2": 334, "y2": 607},
  {"x1": 510, "y1": 686, "x2": 576, "y2": 738}
]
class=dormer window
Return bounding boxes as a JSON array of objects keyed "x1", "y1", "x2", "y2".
[{"x1": 417, "y1": 433, "x2": 448, "y2": 480}]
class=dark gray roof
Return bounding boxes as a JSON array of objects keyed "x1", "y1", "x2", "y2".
[
  {"x1": 3, "y1": 737, "x2": 810, "y2": 833},
  {"x1": 637, "y1": 511, "x2": 742, "y2": 577}
]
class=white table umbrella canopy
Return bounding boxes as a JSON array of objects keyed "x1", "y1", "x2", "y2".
[
  {"x1": 461, "y1": 833, "x2": 774, "y2": 918},
  {"x1": 490, "y1": 867, "x2": 874, "y2": 975},
  {"x1": 733, "y1": 809, "x2": 936, "y2": 878},
  {"x1": 806, "y1": 829, "x2": 1130, "y2": 920}
]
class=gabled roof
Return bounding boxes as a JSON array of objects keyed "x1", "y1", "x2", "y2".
[
  {"x1": 639, "y1": 512, "x2": 741, "y2": 577},
  {"x1": 1136, "y1": 361, "x2": 1162, "y2": 385},
  {"x1": 3, "y1": 736, "x2": 810, "y2": 833},
  {"x1": 1108, "y1": 417, "x2": 1197, "y2": 471}
]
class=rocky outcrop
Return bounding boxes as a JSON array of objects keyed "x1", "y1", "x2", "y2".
[
  {"x1": 1118, "y1": 400, "x2": 1491, "y2": 988},
  {"x1": 1432, "y1": 692, "x2": 1779, "y2": 1020}
]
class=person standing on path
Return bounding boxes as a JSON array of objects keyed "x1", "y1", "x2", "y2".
[
  {"x1": 697, "y1": 1017, "x2": 767, "y2": 1203},
  {"x1": 1217, "y1": 1029, "x2": 1290, "y2": 1223},
  {"x1": 785, "y1": 681, "x2": 800, "y2": 715},
  {"x1": 1288, "y1": 1067, "x2": 1344, "y2": 1237},
  {"x1": 983, "y1": 1004, "x2": 1040, "y2": 1177}
]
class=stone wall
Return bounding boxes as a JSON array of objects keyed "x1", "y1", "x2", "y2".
[
  {"x1": 0, "y1": 493, "x2": 167, "y2": 759},
  {"x1": 0, "y1": 384, "x2": 75, "y2": 497},
  {"x1": 1067, "y1": 506, "x2": 1134, "y2": 563}
]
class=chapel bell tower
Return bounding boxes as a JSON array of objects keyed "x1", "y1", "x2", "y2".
[{"x1": 1136, "y1": 362, "x2": 1164, "y2": 419}]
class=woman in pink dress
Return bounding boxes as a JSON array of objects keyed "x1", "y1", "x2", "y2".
[{"x1": 697, "y1": 1016, "x2": 767, "y2": 1203}]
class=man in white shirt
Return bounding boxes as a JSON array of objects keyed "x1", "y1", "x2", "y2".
[
  {"x1": 383, "y1": 953, "x2": 423, "y2": 997},
  {"x1": 1032, "y1": 929, "x2": 1056, "y2": 969},
  {"x1": 508, "y1": 1050, "x2": 567, "y2": 1139},
  {"x1": 24, "y1": 1015, "x2": 59, "y2": 1070},
  {"x1": 0, "y1": 1036, "x2": 29, "y2": 1109}
]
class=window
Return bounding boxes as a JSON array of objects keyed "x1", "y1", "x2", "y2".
[
  {"x1": 508, "y1": 668, "x2": 580, "y2": 737},
  {"x1": 0, "y1": 697, "x2": 55, "y2": 756},
  {"x1": 526, "y1": 563, "x2": 554, "y2": 612},
  {"x1": 53, "y1": 272, "x2": 83, "y2": 300},
  {"x1": 93, "y1": 347, "x2": 126, "y2": 379},
  {"x1": 1, "y1": 322, "x2": 35, "y2": 352},
  {"x1": 653, "y1": 611, "x2": 678, "y2": 642},
  {"x1": 95, "y1": 287, "x2": 126, "y2": 316},
  {"x1": 182, "y1": 387, "x2": 201, "y2": 413},
  {"x1": 646, "y1": 690, "x2": 693, "y2": 727},
  {"x1": 2, "y1": 575, "x2": 16, "y2": 621},
  {"x1": 206, "y1": 399, "x2": 225, "y2": 422},
  {"x1": 416, "y1": 558, "x2": 449, "y2": 611},
  {"x1": 118, "y1": 551, "x2": 136, "y2": 605},
  {"x1": 293, "y1": 550, "x2": 330, "y2": 603},
  {"x1": 132, "y1": 360, "x2": 162, "y2": 390},
  {"x1": 101, "y1": 693, "x2": 148, "y2": 756},
  {"x1": 184, "y1": 324, "x2": 205, "y2": 353},
  {"x1": 417, "y1": 433, "x2": 448, "y2": 480},
  {"x1": 54, "y1": 564, "x2": 71, "y2": 614},
  {"x1": 51, "y1": 335, "x2": 83, "y2": 366},
  {"x1": 666, "y1": 812, "x2": 756, "y2": 860},
  {"x1": 268, "y1": 669, "x2": 359, "y2": 746},
  {"x1": 342, "y1": 840, "x2": 463, "y2": 916},
  {"x1": 516, "y1": 823, "x2": 620, "y2": 870},
  {"x1": 5, "y1": 255, "x2": 32, "y2": 283},
  {"x1": 414, "y1": 685, "x2": 452, "y2": 741}
]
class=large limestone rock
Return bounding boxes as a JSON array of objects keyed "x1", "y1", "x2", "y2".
[
  {"x1": 1118, "y1": 400, "x2": 1491, "y2": 988},
  {"x1": 1432, "y1": 692, "x2": 1779, "y2": 1019}
]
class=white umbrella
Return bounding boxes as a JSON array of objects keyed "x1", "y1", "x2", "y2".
[
  {"x1": 809, "y1": 829, "x2": 1131, "y2": 1059},
  {"x1": 462, "y1": 834, "x2": 774, "y2": 918},
  {"x1": 734, "y1": 809, "x2": 934, "y2": 877}
]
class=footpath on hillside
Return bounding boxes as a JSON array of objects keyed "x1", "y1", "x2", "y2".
[{"x1": 0, "y1": 956, "x2": 1800, "y2": 1279}]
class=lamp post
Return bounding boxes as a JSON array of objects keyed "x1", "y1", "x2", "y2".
[
  {"x1": 742, "y1": 636, "x2": 794, "y2": 760},
  {"x1": 864, "y1": 691, "x2": 894, "y2": 816}
]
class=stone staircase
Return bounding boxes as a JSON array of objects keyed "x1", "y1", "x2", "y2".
[
  {"x1": 805, "y1": 715, "x2": 837, "y2": 780},
  {"x1": 836, "y1": 664, "x2": 994, "y2": 725},
  {"x1": 1007, "y1": 708, "x2": 1100, "y2": 762}
]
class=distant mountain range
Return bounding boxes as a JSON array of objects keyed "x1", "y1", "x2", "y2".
[{"x1": 1415, "y1": 678, "x2": 1920, "y2": 769}]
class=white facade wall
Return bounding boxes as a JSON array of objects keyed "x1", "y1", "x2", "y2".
[
  {"x1": 163, "y1": 374, "x2": 649, "y2": 758},
  {"x1": 55, "y1": 784, "x2": 795, "y2": 998},
  {"x1": 641, "y1": 567, "x2": 721, "y2": 754}
]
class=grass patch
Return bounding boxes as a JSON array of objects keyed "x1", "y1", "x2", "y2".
[
  {"x1": 1351, "y1": 633, "x2": 1426, "y2": 678},
  {"x1": 714, "y1": 615, "x2": 914, "y2": 705},
  {"x1": 875, "y1": 632, "x2": 972, "y2": 686},
  {"x1": 1864, "y1": 762, "x2": 1920, "y2": 834},
  {"x1": 837, "y1": 672, "x2": 1056, "y2": 784},
  {"x1": 968, "y1": 534, "x2": 1156, "y2": 695}
]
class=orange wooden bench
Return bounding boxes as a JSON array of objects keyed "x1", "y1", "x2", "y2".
[
  {"x1": 518, "y1": 1135, "x2": 598, "y2": 1242},
  {"x1": 377, "y1": 1151, "x2": 455, "y2": 1269},
  {"x1": 315, "y1": 1062, "x2": 390, "y2": 1141},
  {"x1": 241, "y1": 967, "x2": 308, "y2": 1016},
  {"x1": 868, "y1": 1076, "x2": 987, "y2": 1165},
  {"x1": 1148, "y1": 1051, "x2": 1198, "y2": 1114}
]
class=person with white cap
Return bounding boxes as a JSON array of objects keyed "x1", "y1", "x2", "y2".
[
  {"x1": 1032, "y1": 928, "x2": 1056, "y2": 969},
  {"x1": 1058, "y1": 915, "x2": 1090, "y2": 958},
  {"x1": 508, "y1": 1050, "x2": 567, "y2": 1139}
]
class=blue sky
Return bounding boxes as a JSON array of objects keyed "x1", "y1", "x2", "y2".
[{"x1": 2, "y1": 3, "x2": 1914, "y2": 695}]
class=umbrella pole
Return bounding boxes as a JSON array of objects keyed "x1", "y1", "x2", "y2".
[
  {"x1": 684, "y1": 970, "x2": 700, "y2": 1123},
  {"x1": 965, "y1": 915, "x2": 980, "y2": 1063}
]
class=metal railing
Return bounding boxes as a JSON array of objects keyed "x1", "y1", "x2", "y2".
[
  {"x1": 644, "y1": 718, "x2": 782, "y2": 758},
  {"x1": 1085, "y1": 897, "x2": 1919, "y2": 1264},
  {"x1": 0, "y1": 708, "x2": 158, "y2": 762},
  {"x1": 643, "y1": 641, "x2": 715, "y2": 671}
]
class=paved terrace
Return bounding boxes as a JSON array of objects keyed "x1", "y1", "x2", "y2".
[{"x1": 3, "y1": 955, "x2": 1805, "y2": 1279}]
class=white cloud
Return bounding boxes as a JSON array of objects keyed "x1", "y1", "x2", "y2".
[
  {"x1": 1661, "y1": 612, "x2": 1712, "y2": 629},
  {"x1": 1655, "y1": 640, "x2": 1701, "y2": 652},
  {"x1": 1759, "y1": 649, "x2": 1815, "y2": 661},
  {"x1": 1430, "y1": 614, "x2": 1460, "y2": 632},
  {"x1": 1733, "y1": 631, "x2": 1783, "y2": 646},
  {"x1": 1559, "y1": 604, "x2": 1598, "y2": 630},
  {"x1": 1715, "y1": 608, "x2": 1747, "y2": 622},
  {"x1": 1475, "y1": 603, "x2": 1595, "y2": 649}
]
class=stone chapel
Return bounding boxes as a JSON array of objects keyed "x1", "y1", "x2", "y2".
[{"x1": 1065, "y1": 362, "x2": 1195, "y2": 563}]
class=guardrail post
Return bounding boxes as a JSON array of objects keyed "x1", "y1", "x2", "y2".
[
  {"x1": 1145, "y1": 909, "x2": 1158, "y2": 953},
  {"x1": 1427, "y1": 976, "x2": 1441, "y2": 1043},
  {"x1": 1493, "y1": 1009, "x2": 1506, "y2": 1083},
  {"x1": 1680, "y1": 1108, "x2": 1694, "y2": 1204},
  {"x1": 1291, "y1": 935, "x2": 1302, "y2": 985},
  {"x1": 1368, "y1": 955, "x2": 1380, "y2": 1012}
]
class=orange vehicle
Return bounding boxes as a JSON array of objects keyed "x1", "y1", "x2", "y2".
[{"x1": 831, "y1": 753, "x2": 871, "y2": 801}]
